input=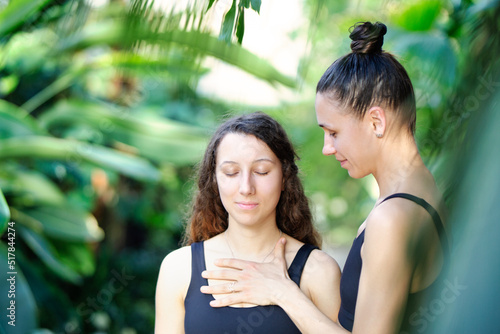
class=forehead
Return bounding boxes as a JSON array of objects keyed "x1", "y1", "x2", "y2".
[
  {"x1": 216, "y1": 132, "x2": 277, "y2": 163},
  {"x1": 315, "y1": 93, "x2": 355, "y2": 127}
]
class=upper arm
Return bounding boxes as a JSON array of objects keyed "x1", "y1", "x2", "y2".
[
  {"x1": 301, "y1": 249, "x2": 342, "y2": 322},
  {"x1": 352, "y1": 207, "x2": 417, "y2": 334},
  {"x1": 155, "y1": 246, "x2": 191, "y2": 334}
]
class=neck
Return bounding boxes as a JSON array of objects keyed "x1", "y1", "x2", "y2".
[
  {"x1": 224, "y1": 223, "x2": 282, "y2": 261},
  {"x1": 372, "y1": 133, "x2": 428, "y2": 199}
]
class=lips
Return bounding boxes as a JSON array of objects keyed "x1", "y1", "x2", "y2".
[
  {"x1": 236, "y1": 202, "x2": 258, "y2": 210},
  {"x1": 339, "y1": 159, "x2": 347, "y2": 168}
]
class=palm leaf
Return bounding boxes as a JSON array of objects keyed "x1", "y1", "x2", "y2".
[{"x1": 0, "y1": 136, "x2": 161, "y2": 182}]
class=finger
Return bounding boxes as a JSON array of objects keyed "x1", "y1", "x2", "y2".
[
  {"x1": 209, "y1": 295, "x2": 247, "y2": 308},
  {"x1": 202, "y1": 269, "x2": 240, "y2": 281},
  {"x1": 213, "y1": 257, "x2": 252, "y2": 270},
  {"x1": 200, "y1": 281, "x2": 238, "y2": 295}
]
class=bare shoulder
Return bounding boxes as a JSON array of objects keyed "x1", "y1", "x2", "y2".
[
  {"x1": 366, "y1": 197, "x2": 429, "y2": 237},
  {"x1": 300, "y1": 247, "x2": 342, "y2": 321},
  {"x1": 157, "y1": 245, "x2": 192, "y2": 296},
  {"x1": 363, "y1": 198, "x2": 427, "y2": 263},
  {"x1": 303, "y1": 248, "x2": 341, "y2": 282},
  {"x1": 161, "y1": 245, "x2": 192, "y2": 267}
]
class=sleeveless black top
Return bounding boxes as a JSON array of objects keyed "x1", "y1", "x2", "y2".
[
  {"x1": 338, "y1": 193, "x2": 449, "y2": 332},
  {"x1": 184, "y1": 241, "x2": 318, "y2": 334}
]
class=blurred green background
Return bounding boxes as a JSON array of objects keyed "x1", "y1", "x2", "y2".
[{"x1": 0, "y1": 0, "x2": 498, "y2": 333}]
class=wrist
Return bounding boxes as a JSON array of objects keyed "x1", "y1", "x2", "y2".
[{"x1": 273, "y1": 277, "x2": 300, "y2": 306}]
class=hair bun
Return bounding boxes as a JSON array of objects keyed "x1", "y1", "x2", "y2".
[{"x1": 349, "y1": 21, "x2": 387, "y2": 54}]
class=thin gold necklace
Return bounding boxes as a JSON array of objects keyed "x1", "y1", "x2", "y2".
[{"x1": 224, "y1": 229, "x2": 283, "y2": 263}]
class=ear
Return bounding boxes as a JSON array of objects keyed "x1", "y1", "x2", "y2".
[{"x1": 367, "y1": 106, "x2": 386, "y2": 138}]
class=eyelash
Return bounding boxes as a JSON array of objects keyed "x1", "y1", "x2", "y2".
[{"x1": 224, "y1": 171, "x2": 269, "y2": 177}]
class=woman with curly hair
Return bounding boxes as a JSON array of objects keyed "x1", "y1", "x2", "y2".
[{"x1": 155, "y1": 112, "x2": 341, "y2": 333}]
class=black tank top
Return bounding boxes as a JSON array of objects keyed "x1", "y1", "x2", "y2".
[
  {"x1": 338, "y1": 193, "x2": 449, "y2": 332},
  {"x1": 184, "y1": 241, "x2": 318, "y2": 334}
]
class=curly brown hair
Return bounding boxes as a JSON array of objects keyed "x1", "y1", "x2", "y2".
[{"x1": 183, "y1": 112, "x2": 321, "y2": 248}]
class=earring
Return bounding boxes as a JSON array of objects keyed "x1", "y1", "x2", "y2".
[{"x1": 376, "y1": 133, "x2": 383, "y2": 138}]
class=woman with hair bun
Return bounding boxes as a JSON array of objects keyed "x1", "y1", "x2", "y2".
[{"x1": 201, "y1": 22, "x2": 450, "y2": 334}]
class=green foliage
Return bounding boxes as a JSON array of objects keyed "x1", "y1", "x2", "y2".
[
  {"x1": 0, "y1": 0, "x2": 296, "y2": 332},
  {"x1": 211, "y1": 0, "x2": 262, "y2": 44},
  {"x1": 0, "y1": 0, "x2": 497, "y2": 332}
]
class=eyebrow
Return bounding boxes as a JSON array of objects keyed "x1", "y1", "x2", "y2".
[{"x1": 219, "y1": 158, "x2": 276, "y2": 166}]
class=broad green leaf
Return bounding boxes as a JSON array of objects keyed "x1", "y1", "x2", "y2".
[
  {"x1": 250, "y1": 0, "x2": 261, "y2": 13},
  {"x1": 236, "y1": 7, "x2": 245, "y2": 44},
  {"x1": 391, "y1": 0, "x2": 443, "y2": 31},
  {"x1": 17, "y1": 226, "x2": 82, "y2": 284},
  {"x1": 56, "y1": 22, "x2": 297, "y2": 87},
  {"x1": 0, "y1": 188, "x2": 9, "y2": 234},
  {"x1": 220, "y1": 0, "x2": 237, "y2": 44},
  {"x1": 0, "y1": 136, "x2": 161, "y2": 182},
  {"x1": 157, "y1": 29, "x2": 297, "y2": 87},
  {"x1": 0, "y1": 0, "x2": 52, "y2": 37},
  {"x1": 22, "y1": 206, "x2": 103, "y2": 242},
  {"x1": 5, "y1": 170, "x2": 66, "y2": 207},
  {"x1": 0, "y1": 244, "x2": 37, "y2": 333},
  {"x1": 207, "y1": 0, "x2": 217, "y2": 12},
  {"x1": 38, "y1": 100, "x2": 209, "y2": 164}
]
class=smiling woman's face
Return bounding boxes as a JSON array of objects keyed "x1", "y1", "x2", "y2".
[
  {"x1": 215, "y1": 132, "x2": 283, "y2": 229},
  {"x1": 315, "y1": 92, "x2": 378, "y2": 179}
]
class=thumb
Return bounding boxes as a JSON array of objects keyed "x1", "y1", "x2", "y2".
[{"x1": 273, "y1": 237, "x2": 287, "y2": 263}]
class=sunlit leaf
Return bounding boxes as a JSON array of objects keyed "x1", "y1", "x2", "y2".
[
  {"x1": 22, "y1": 206, "x2": 103, "y2": 242},
  {"x1": 220, "y1": 0, "x2": 237, "y2": 44},
  {"x1": 17, "y1": 226, "x2": 83, "y2": 284},
  {"x1": 0, "y1": 188, "x2": 9, "y2": 234},
  {"x1": 0, "y1": 136, "x2": 161, "y2": 182},
  {"x1": 39, "y1": 100, "x2": 209, "y2": 164},
  {"x1": 0, "y1": 0, "x2": 52, "y2": 37},
  {"x1": 55, "y1": 22, "x2": 297, "y2": 87}
]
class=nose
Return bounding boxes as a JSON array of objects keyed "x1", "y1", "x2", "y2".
[
  {"x1": 322, "y1": 134, "x2": 337, "y2": 156},
  {"x1": 239, "y1": 172, "x2": 255, "y2": 195}
]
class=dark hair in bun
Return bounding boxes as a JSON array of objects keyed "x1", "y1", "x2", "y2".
[
  {"x1": 317, "y1": 21, "x2": 416, "y2": 134},
  {"x1": 350, "y1": 21, "x2": 387, "y2": 54}
]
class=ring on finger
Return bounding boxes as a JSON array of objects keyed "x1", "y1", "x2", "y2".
[{"x1": 228, "y1": 281, "x2": 236, "y2": 293}]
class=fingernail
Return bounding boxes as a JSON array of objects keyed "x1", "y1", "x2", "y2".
[{"x1": 201, "y1": 270, "x2": 207, "y2": 277}]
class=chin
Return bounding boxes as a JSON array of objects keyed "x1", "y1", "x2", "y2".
[{"x1": 347, "y1": 170, "x2": 367, "y2": 179}]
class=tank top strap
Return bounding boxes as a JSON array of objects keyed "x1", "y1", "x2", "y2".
[
  {"x1": 381, "y1": 193, "x2": 450, "y2": 260},
  {"x1": 287, "y1": 244, "x2": 319, "y2": 285},
  {"x1": 189, "y1": 242, "x2": 206, "y2": 286}
]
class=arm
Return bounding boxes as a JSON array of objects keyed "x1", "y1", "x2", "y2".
[
  {"x1": 351, "y1": 206, "x2": 417, "y2": 334},
  {"x1": 155, "y1": 246, "x2": 191, "y2": 334},
  {"x1": 300, "y1": 249, "x2": 342, "y2": 322},
  {"x1": 201, "y1": 238, "x2": 349, "y2": 333}
]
